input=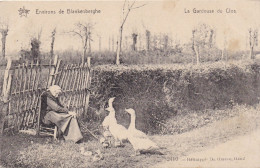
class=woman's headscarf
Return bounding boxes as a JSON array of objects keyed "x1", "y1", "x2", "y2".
[{"x1": 48, "y1": 85, "x2": 62, "y2": 97}]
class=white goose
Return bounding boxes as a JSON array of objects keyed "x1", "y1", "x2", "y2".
[
  {"x1": 102, "y1": 97, "x2": 117, "y2": 129},
  {"x1": 125, "y1": 108, "x2": 163, "y2": 155},
  {"x1": 102, "y1": 97, "x2": 128, "y2": 146}
]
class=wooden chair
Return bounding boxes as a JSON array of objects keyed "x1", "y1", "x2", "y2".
[{"x1": 36, "y1": 91, "x2": 58, "y2": 140}]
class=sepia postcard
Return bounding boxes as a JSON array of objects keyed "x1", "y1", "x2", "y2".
[{"x1": 0, "y1": 0, "x2": 260, "y2": 168}]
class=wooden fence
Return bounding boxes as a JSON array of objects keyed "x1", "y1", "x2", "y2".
[{"x1": 0, "y1": 55, "x2": 92, "y2": 134}]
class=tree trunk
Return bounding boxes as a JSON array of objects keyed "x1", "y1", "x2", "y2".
[
  {"x1": 82, "y1": 44, "x2": 87, "y2": 63},
  {"x1": 1, "y1": 31, "x2": 7, "y2": 58},
  {"x1": 250, "y1": 46, "x2": 254, "y2": 59},
  {"x1": 116, "y1": 27, "x2": 123, "y2": 65},
  {"x1": 88, "y1": 40, "x2": 91, "y2": 53},
  {"x1": 146, "y1": 30, "x2": 151, "y2": 51},
  {"x1": 109, "y1": 36, "x2": 111, "y2": 51},
  {"x1": 112, "y1": 36, "x2": 114, "y2": 52},
  {"x1": 82, "y1": 35, "x2": 88, "y2": 63},
  {"x1": 164, "y1": 35, "x2": 168, "y2": 50},
  {"x1": 50, "y1": 28, "x2": 56, "y2": 58},
  {"x1": 139, "y1": 34, "x2": 142, "y2": 51},
  {"x1": 82, "y1": 48, "x2": 86, "y2": 63},
  {"x1": 99, "y1": 36, "x2": 101, "y2": 52},
  {"x1": 2, "y1": 35, "x2": 6, "y2": 58},
  {"x1": 153, "y1": 35, "x2": 157, "y2": 50},
  {"x1": 125, "y1": 36, "x2": 128, "y2": 51},
  {"x1": 195, "y1": 46, "x2": 200, "y2": 65},
  {"x1": 132, "y1": 33, "x2": 137, "y2": 51},
  {"x1": 221, "y1": 49, "x2": 224, "y2": 60},
  {"x1": 88, "y1": 33, "x2": 91, "y2": 54}
]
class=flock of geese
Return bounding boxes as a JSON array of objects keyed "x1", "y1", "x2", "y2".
[{"x1": 102, "y1": 97, "x2": 163, "y2": 156}]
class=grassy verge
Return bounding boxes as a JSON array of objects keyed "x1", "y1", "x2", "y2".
[
  {"x1": 1, "y1": 104, "x2": 260, "y2": 168},
  {"x1": 0, "y1": 133, "x2": 165, "y2": 168}
]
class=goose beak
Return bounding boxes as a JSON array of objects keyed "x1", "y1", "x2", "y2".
[
  {"x1": 109, "y1": 97, "x2": 115, "y2": 102},
  {"x1": 108, "y1": 97, "x2": 115, "y2": 107},
  {"x1": 105, "y1": 107, "x2": 112, "y2": 111}
]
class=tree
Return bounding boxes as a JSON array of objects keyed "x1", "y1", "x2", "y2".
[
  {"x1": 221, "y1": 36, "x2": 227, "y2": 61},
  {"x1": 115, "y1": 0, "x2": 146, "y2": 65},
  {"x1": 69, "y1": 22, "x2": 94, "y2": 63},
  {"x1": 163, "y1": 35, "x2": 169, "y2": 50},
  {"x1": 145, "y1": 30, "x2": 151, "y2": 51},
  {"x1": 0, "y1": 21, "x2": 8, "y2": 58},
  {"x1": 108, "y1": 36, "x2": 110, "y2": 51},
  {"x1": 131, "y1": 33, "x2": 138, "y2": 51},
  {"x1": 153, "y1": 35, "x2": 158, "y2": 50},
  {"x1": 192, "y1": 23, "x2": 215, "y2": 64},
  {"x1": 31, "y1": 27, "x2": 42, "y2": 62},
  {"x1": 88, "y1": 31, "x2": 92, "y2": 54},
  {"x1": 112, "y1": 36, "x2": 115, "y2": 52},
  {"x1": 31, "y1": 37, "x2": 41, "y2": 62},
  {"x1": 50, "y1": 27, "x2": 56, "y2": 58},
  {"x1": 19, "y1": 28, "x2": 42, "y2": 62},
  {"x1": 98, "y1": 35, "x2": 101, "y2": 52},
  {"x1": 248, "y1": 28, "x2": 258, "y2": 59}
]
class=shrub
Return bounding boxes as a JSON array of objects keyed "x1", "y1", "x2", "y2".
[{"x1": 88, "y1": 60, "x2": 260, "y2": 134}]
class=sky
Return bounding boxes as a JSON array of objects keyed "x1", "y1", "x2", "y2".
[{"x1": 0, "y1": 0, "x2": 260, "y2": 56}]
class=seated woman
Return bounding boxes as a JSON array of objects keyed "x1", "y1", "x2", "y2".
[{"x1": 41, "y1": 85, "x2": 83, "y2": 143}]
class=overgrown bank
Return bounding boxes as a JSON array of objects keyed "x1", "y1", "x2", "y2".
[{"x1": 88, "y1": 60, "x2": 260, "y2": 134}]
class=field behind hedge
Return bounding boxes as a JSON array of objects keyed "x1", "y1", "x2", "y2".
[{"x1": 88, "y1": 60, "x2": 260, "y2": 134}]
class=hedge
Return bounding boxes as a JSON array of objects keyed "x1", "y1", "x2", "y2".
[{"x1": 87, "y1": 60, "x2": 260, "y2": 134}]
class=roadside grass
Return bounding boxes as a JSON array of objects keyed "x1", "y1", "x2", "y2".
[
  {"x1": 1, "y1": 133, "x2": 166, "y2": 168},
  {"x1": 1, "y1": 103, "x2": 260, "y2": 168}
]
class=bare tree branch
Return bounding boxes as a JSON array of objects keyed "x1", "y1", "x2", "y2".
[
  {"x1": 66, "y1": 21, "x2": 95, "y2": 63},
  {"x1": 69, "y1": 30, "x2": 83, "y2": 39},
  {"x1": 132, "y1": 3, "x2": 146, "y2": 10},
  {"x1": 122, "y1": 0, "x2": 127, "y2": 16},
  {"x1": 116, "y1": 0, "x2": 146, "y2": 65}
]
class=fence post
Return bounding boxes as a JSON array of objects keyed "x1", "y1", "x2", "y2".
[
  {"x1": 84, "y1": 57, "x2": 91, "y2": 116},
  {"x1": 47, "y1": 55, "x2": 59, "y2": 87},
  {"x1": 0, "y1": 59, "x2": 13, "y2": 135}
]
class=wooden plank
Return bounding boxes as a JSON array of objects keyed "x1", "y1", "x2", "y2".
[
  {"x1": 84, "y1": 58, "x2": 92, "y2": 116},
  {"x1": 64, "y1": 65, "x2": 74, "y2": 108},
  {"x1": 46, "y1": 59, "x2": 52, "y2": 88},
  {"x1": 59, "y1": 65, "x2": 68, "y2": 103},
  {"x1": 20, "y1": 62, "x2": 28, "y2": 129},
  {"x1": 55, "y1": 62, "x2": 64, "y2": 86},
  {"x1": 2, "y1": 59, "x2": 12, "y2": 98},
  {"x1": 77, "y1": 64, "x2": 83, "y2": 115},
  {"x1": 0, "y1": 59, "x2": 13, "y2": 134},
  {"x1": 65, "y1": 64, "x2": 74, "y2": 91},
  {"x1": 77, "y1": 64, "x2": 84, "y2": 115},
  {"x1": 82, "y1": 63, "x2": 88, "y2": 116},
  {"x1": 60, "y1": 64, "x2": 68, "y2": 90},
  {"x1": 13, "y1": 65, "x2": 21, "y2": 131},
  {"x1": 25, "y1": 61, "x2": 34, "y2": 128},
  {"x1": 17, "y1": 64, "x2": 23, "y2": 130},
  {"x1": 70, "y1": 64, "x2": 80, "y2": 111},
  {"x1": 52, "y1": 59, "x2": 61, "y2": 85},
  {"x1": 22, "y1": 62, "x2": 30, "y2": 129},
  {"x1": 47, "y1": 55, "x2": 58, "y2": 87}
]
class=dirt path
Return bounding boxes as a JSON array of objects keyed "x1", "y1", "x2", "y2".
[{"x1": 151, "y1": 106, "x2": 260, "y2": 168}]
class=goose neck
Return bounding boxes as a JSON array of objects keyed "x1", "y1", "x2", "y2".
[
  {"x1": 109, "y1": 109, "x2": 115, "y2": 117},
  {"x1": 129, "y1": 114, "x2": 136, "y2": 129}
]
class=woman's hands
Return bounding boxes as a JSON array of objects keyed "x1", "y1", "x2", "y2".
[{"x1": 68, "y1": 111, "x2": 77, "y2": 118}]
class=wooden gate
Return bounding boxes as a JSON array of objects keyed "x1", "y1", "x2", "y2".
[{"x1": 0, "y1": 55, "x2": 92, "y2": 134}]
